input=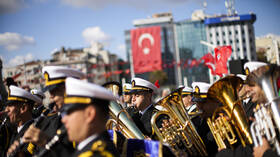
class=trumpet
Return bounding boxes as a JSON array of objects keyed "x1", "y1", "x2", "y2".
[
  {"x1": 207, "y1": 75, "x2": 253, "y2": 150},
  {"x1": 151, "y1": 88, "x2": 208, "y2": 157},
  {"x1": 103, "y1": 82, "x2": 145, "y2": 139},
  {"x1": 250, "y1": 65, "x2": 280, "y2": 155}
]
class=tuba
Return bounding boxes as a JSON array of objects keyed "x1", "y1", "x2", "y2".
[
  {"x1": 207, "y1": 75, "x2": 253, "y2": 150},
  {"x1": 151, "y1": 88, "x2": 208, "y2": 157},
  {"x1": 250, "y1": 65, "x2": 280, "y2": 155},
  {"x1": 103, "y1": 82, "x2": 145, "y2": 139}
]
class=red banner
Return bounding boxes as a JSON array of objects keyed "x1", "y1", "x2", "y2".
[
  {"x1": 131, "y1": 26, "x2": 162, "y2": 74},
  {"x1": 214, "y1": 46, "x2": 232, "y2": 76},
  {"x1": 201, "y1": 53, "x2": 215, "y2": 75}
]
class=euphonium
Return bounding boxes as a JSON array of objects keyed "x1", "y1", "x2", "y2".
[
  {"x1": 250, "y1": 65, "x2": 280, "y2": 155},
  {"x1": 103, "y1": 82, "x2": 145, "y2": 139},
  {"x1": 207, "y1": 75, "x2": 253, "y2": 150},
  {"x1": 151, "y1": 88, "x2": 208, "y2": 157}
]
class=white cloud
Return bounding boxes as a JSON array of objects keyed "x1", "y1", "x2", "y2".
[
  {"x1": 61, "y1": 0, "x2": 191, "y2": 10},
  {"x1": 82, "y1": 26, "x2": 111, "y2": 44},
  {"x1": 0, "y1": 32, "x2": 35, "y2": 51},
  {"x1": 7, "y1": 53, "x2": 34, "y2": 67},
  {"x1": 0, "y1": 0, "x2": 25, "y2": 14}
]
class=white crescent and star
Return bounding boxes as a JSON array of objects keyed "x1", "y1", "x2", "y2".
[{"x1": 138, "y1": 33, "x2": 154, "y2": 55}]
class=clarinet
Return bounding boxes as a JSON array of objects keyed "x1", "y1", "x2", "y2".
[
  {"x1": 7, "y1": 108, "x2": 52, "y2": 157},
  {"x1": 0, "y1": 111, "x2": 8, "y2": 131},
  {"x1": 34, "y1": 127, "x2": 67, "y2": 157}
]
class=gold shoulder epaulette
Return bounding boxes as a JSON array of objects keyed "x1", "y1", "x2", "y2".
[
  {"x1": 91, "y1": 140, "x2": 106, "y2": 152},
  {"x1": 91, "y1": 140, "x2": 113, "y2": 157},
  {"x1": 78, "y1": 151, "x2": 93, "y2": 157},
  {"x1": 27, "y1": 142, "x2": 35, "y2": 154}
]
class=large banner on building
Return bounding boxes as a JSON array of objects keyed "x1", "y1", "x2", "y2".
[{"x1": 131, "y1": 26, "x2": 162, "y2": 74}]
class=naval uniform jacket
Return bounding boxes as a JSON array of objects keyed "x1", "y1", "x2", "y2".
[
  {"x1": 8, "y1": 119, "x2": 35, "y2": 157},
  {"x1": 127, "y1": 105, "x2": 168, "y2": 140},
  {"x1": 73, "y1": 131, "x2": 120, "y2": 157}
]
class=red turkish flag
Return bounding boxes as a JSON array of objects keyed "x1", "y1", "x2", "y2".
[
  {"x1": 131, "y1": 26, "x2": 162, "y2": 74},
  {"x1": 214, "y1": 46, "x2": 232, "y2": 76},
  {"x1": 201, "y1": 53, "x2": 215, "y2": 75}
]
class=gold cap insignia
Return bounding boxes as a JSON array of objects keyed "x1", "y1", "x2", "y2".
[
  {"x1": 132, "y1": 80, "x2": 135, "y2": 87},
  {"x1": 195, "y1": 86, "x2": 200, "y2": 94},
  {"x1": 245, "y1": 68, "x2": 250, "y2": 76}
]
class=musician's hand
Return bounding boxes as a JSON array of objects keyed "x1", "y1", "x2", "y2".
[
  {"x1": 7, "y1": 140, "x2": 19, "y2": 156},
  {"x1": 249, "y1": 116, "x2": 255, "y2": 122},
  {"x1": 22, "y1": 124, "x2": 49, "y2": 147},
  {"x1": 253, "y1": 137, "x2": 270, "y2": 157}
]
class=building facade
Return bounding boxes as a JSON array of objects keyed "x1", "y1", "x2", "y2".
[
  {"x1": 204, "y1": 14, "x2": 257, "y2": 61},
  {"x1": 255, "y1": 34, "x2": 280, "y2": 64},
  {"x1": 49, "y1": 42, "x2": 120, "y2": 85},
  {"x1": 3, "y1": 42, "x2": 121, "y2": 91},
  {"x1": 176, "y1": 19, "x2": 210, "y2": 85},
  {"x1": 3, "y1": 60, "x2": 43, "y2": 89}
]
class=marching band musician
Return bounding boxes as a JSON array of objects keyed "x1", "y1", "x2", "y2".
[
  {"x1": 61, "y1": 77, "x2": 120, "y2": 157},
  {"x1": 126, "y1": 77, "x2": 167, "y2": 139},
  {"x1": 5, "y1": 85, "x2": 42, "y2": 156},
  {"x1": 191, "y1": 82, "x2": 254, "y2": 157},
  {"x1": 244, "y1": 64, "x2": 280, "y2": 157},
  {"x1": 21, "y1": 66, "x2": 86, "y2": 157},
  {"x1": 190, "y1": 82, "x2": 218, "y2": 157},
  {"x1": 181, "y1": 86, "x2": 194, "y2": 111},
  {"x1": 122, "y1": 83, "x2": 133, "y2": 108},
  {"x1": 241, "y1": 61, "x2": 268, "y2": 118},
  {"x1": 30, "y1": 89, "x2": 46, "y2": 118}
]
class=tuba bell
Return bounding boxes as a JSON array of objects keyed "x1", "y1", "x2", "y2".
[
  {"x1": 250, "y1": 65, "x2": 280, "y2": 155},
  {"x1": 207, "y1": 75, "x2": 253, "y2": 150},
  {"x1": 103, "y1": 82, "x2": 145, "y2": 139},
  {"x1": 151, "y1": 88, "x2": 208, "y2": 157}
]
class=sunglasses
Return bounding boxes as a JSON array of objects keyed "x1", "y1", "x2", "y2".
[{"x1": 61, "y1": 104, "x2": 88, "y2": 118}]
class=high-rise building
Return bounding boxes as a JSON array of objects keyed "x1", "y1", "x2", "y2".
[
  {"x1": 176, "y1": 19, "x2": 209, "y2": 85},
  {"x1": 125, "y1": 12, "x2": 211, "y2": 86},
  {"x1": 204, "y1": 13, "x2": 257, "y2": 61}
]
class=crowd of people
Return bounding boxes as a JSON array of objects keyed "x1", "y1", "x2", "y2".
[{"x1": 0, "y1": 61, "x2": 279, "y2": 157}]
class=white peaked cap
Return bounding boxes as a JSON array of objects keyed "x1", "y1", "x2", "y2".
[
  {"x1": 131, "y1": 77, "x2": 158, "y2": 93},
  {"x1": 236, "y1": 74, "x2": 247, "y2": 81},
  {"x1": 65, "y1": 77, "x2": 119, "y2": 101},
  {"x1": 31, "y1": 89, "x2": 45, "y2": 98},
  {"x1": 8, "y1": 85, "x2": 42, "y2": 104},
  {"x1": 43, "y1": 66, "x2": 86, "y2": 80},
  {"x1": 244, "y1": 61, "x2": 267, "y2": 75},
  {"x1": 123, "y1": 83, "x2": 132, "y2": 93},
  {"x1": 182, "y1": 86, "x2": 193, "y2": 92},
  {"x1": 191, "y1": 82, "x2": 211, "y2": 94}
]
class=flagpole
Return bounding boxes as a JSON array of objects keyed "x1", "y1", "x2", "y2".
[
  {"x1": 173, "y1": 23, "x2": 182, "y2": 86},
  {"x1": 200, "y1": 40, "x2": 216, "y2": 84},
  {"x1": 129, "y1": 49, "x2": 135, "y2": 78}
]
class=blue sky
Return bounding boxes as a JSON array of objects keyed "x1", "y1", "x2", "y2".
[{"x1": 0, "y1": 0, "x2": 279, "y2": 67}]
